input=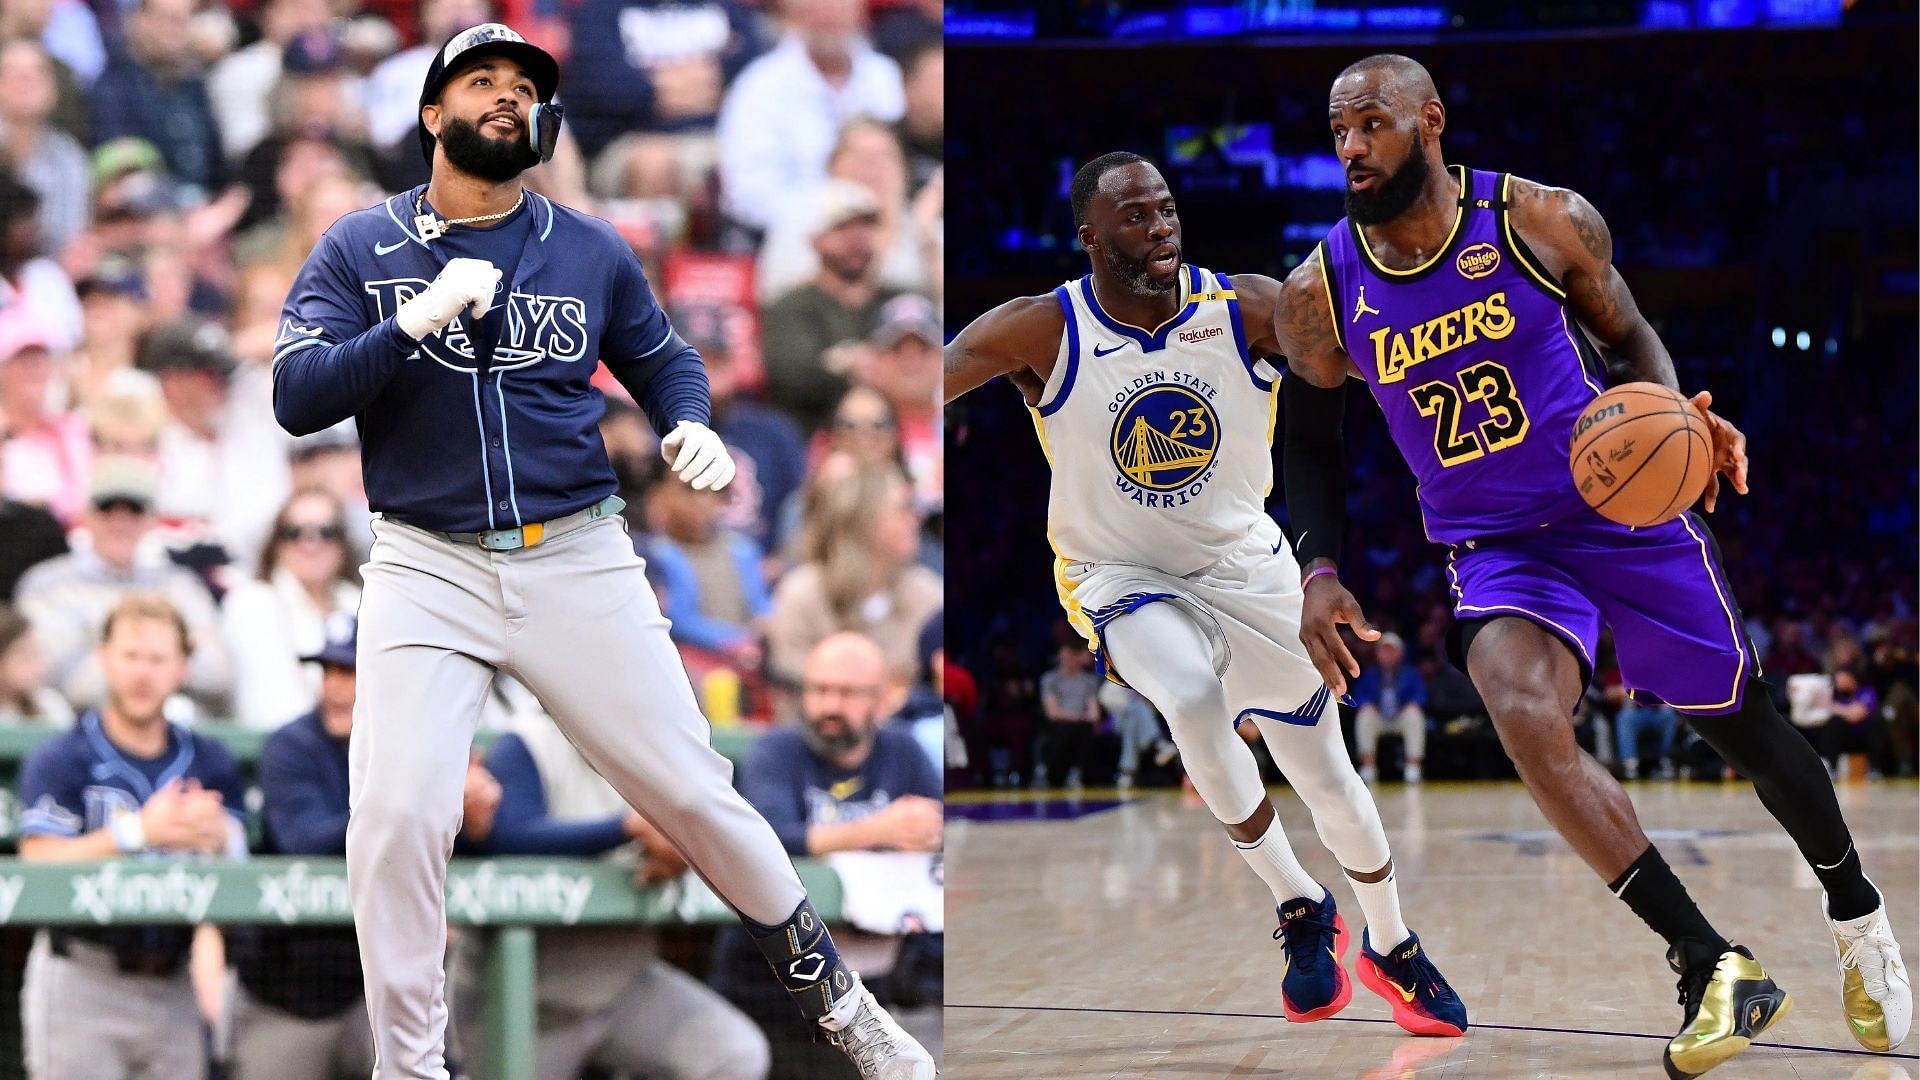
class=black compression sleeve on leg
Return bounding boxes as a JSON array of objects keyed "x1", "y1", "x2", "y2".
[
  {"x1": 1686, "y1": 678, "x2": 1879, "y2": 918},
  {"x1": 1282, "y1": 374, "x2": 1348, "y2": 567}
]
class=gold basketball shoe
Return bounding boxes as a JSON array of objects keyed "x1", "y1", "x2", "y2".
[
  {"x1": 1662, "y1": 944, "x2": 1792, "y2": 1079},
  {"x1": 1827, "y1": 889, "x2": 1913, "y2": 1052}
]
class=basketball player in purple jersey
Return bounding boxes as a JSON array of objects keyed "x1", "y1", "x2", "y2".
[{"x1": 1272, "y1": 55, "x2": 1910, "y2": 1078}]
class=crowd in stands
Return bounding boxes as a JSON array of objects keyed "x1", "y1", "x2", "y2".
[{"x1": 0, "y1": 0, "x2": 942, "y2": 1075}]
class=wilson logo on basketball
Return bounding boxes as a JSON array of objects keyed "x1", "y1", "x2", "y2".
[
  {"x1": 1573, "y1": 402, "x2": 1626, "y2": 439},
  {"x1": 1178, "y1": 326, "x2": 1224, "y2": 345},
  {"x1": 1456, "y1": 243, "x2": 1501, "y2": 279}
]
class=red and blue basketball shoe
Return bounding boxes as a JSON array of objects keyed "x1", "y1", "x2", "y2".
[
  {"x1": 1276, "y1": 890, "x2": 1353, "y2": 1022},
  {"x1": 1356, "y1": 929, "x2": 1469, "y2": 1037}
]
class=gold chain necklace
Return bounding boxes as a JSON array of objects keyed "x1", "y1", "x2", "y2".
[{"x1": 414, "y1": 188, "x2": 524, "y2": 241}]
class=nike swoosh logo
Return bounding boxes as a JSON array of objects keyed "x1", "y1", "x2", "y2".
[
  {"x1": 374, "y1": 239, "x2": 409, "y2": 255},
  {"x1": 1092, "y1": 342, "x2": 1128, "y2": 357},
  {"x1": 1382, "y1": 974, "x2": 1417, "y2": 1002},
  {"x1": 1272, "y1": 538, "x2": 1285, "y2": 555}
]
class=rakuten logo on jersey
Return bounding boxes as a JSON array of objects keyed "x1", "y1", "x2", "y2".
[
  {"x1": 1177, "y1": 326, "x2": 1224, "y2": 346},
  {"x1": 364, "y1": 279, "x2": 590, "y2": 372}
]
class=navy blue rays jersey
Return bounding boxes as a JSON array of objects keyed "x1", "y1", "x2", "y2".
[
  {"x1": 19, "y1": 712, "x2": 246, "y2": 956},
  {"x1": 19, "y1": 711, "x2": 247, "y2": 845},
  {"x1": 273, "y1": 186, "x2": 710, "y2": 533},
  {"x1": 1029, "y1": 264, "x2": 1284, "y2": 579}
]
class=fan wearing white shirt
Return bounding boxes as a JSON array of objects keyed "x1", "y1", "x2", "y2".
[
  {"x1": 715, "y1": 0, "x2": 903, "y2": 235},
  {"x1": 222, "y1": 489, "x2": 361, "y2": 729}
]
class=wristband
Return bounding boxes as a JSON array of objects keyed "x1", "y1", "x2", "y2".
[
  {"x1": 1302, "y1": 566, "x2": 1339, "y2": 590},
  {"x1": 112, "y1": 812, "x2": 147, "y2": 853}
]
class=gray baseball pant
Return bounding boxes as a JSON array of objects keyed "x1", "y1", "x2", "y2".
[
  {"x1": 228, "y1": 984, "x2": 375, "y2": 1080},
  {"x1": 348, "y1": 515, "x2": 808, "y2": 1079},
  {"x1": 21, "y1": 931, "x2": 206, "y2": 1080}
]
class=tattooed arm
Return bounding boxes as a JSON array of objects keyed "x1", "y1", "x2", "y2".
[
  {"x1": 1508, "y1": 176, "x2": 1747, "y2": 509},
  {"x1": 1506, "y1": 176, "x2": 1677, "y2": 390},
  {"x1": 943, "y1": 294, "x2": 1064, "y2": 405},
  {"x1": 1270, "y1": 247, "x2": 1379, "y2": 694}
]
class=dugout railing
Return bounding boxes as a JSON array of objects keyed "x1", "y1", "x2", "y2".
[{"x1": 0, "y1": 723, "x2": 831, "y2": 1078}]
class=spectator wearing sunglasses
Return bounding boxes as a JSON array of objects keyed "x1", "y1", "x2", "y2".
[
  {"x1": 821, "y1": 384, "x2": 904, "y2": 473},
  {"x1": 221, "y1": 487, "x2": 362, "y2": 730}
]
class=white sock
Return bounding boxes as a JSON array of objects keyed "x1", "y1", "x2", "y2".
[
  {"x1": 1233, "y1": 812, "x2": 1323, "y2": 905},
  {"x1": 1348, "y1": 862, "x2": 1411, "y2": 951},
  {"x1": 820, "y1": 973, "x2": 864, "y2": 1031}
]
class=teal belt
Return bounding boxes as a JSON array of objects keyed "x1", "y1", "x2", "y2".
[{"x1": 441, "y1": 495, "x2": 625, "y2": 551}]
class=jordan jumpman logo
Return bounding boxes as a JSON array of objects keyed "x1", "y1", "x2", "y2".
[{"x1": 1353, "y1": 285, "x2": 1381, "y2": 323}]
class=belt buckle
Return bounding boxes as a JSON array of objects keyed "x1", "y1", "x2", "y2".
[{"x1": 479, "y1": 521, "x2": 544, "y2": 551}]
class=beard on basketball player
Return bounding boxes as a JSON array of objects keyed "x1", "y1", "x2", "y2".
[
  {"x1": 1100, "y1": 236, "x2": 1183, "y2": 297},
  {"x1": 1344, "y1": 143, "x2": 1431, "y2": 225}
]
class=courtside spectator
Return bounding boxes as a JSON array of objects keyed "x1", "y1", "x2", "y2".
[{"x1": 1351, "y1": 633, "x2": 1429, "y2": 785}]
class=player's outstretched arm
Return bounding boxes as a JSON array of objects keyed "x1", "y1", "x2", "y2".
[
  {"x1": 942, "y1": 294, "x2": 1064, "y2": 405},
  {"x1": 1271, "y1": 250, "x2": 1379, "y2": 694},
  {"x1": 1509, "y1": 177, "x2": 1749, "y2": 508}
]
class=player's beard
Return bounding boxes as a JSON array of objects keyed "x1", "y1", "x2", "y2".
[
  {"x1": 1345, "y1": 148, "x2": 1431, "y2": 225},
  {"x1": 440, "y1": 115, "x2": 539, "y2": 182},
  {"x1": 1101, "y1": 241, "x2": 1182, "y2": 299}
]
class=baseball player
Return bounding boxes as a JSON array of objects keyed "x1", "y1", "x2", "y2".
[
  {"x1": 17, "y1": 593, "x2": 250, "y2": 1080},
  {"x1": 271, "y1": 23, "x2": 934, "y2": 1080}
]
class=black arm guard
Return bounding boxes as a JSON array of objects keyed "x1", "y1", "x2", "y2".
[{"x1": 1282, "y1": 373, "x2": 1348, "y2": 568}]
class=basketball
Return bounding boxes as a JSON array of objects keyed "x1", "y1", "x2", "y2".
[{"x1": 1570, "y1": 383, "x2": 1714, "y2": 527}]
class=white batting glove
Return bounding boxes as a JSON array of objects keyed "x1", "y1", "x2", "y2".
[
  {"x1": 395, "y1": 258, "x2": 503, "y2": 341},
  {"x1": 660, "y1": 420, "x2": 735, "y2": 492}
]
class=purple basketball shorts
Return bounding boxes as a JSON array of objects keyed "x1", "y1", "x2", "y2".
[{"x1": 1442, "y1": 508, "x2": 1757, "y2": 716}]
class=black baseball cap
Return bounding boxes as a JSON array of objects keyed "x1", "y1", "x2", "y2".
[{"x1": 417, "y1": 23, "x2": 559, "y2": 165}]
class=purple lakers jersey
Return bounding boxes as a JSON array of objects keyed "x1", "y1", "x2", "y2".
[{"x1": 1321, "y1": 166, "x2": 1603, "y2": 543}]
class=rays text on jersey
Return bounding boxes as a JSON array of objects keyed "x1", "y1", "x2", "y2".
[{"x1": 363, "y1": 278, "x2": 589, "y2": 372}]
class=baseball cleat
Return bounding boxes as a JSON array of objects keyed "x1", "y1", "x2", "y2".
[{"x1": 828, "y1": 976, "x2": 936, "y2": 1079}]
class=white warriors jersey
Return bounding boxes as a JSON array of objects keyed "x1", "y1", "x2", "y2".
[{"x1": 1030, "y1": 263, "x2": 1285, "y2": 579}]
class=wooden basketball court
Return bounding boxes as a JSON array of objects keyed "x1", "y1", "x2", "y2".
[{"x1": 945, "y1": 780, "x2": 1919, "y2": 1078}]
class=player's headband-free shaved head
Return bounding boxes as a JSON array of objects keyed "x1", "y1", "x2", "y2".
[{"x1": 1332, "y1": 53, "x2": 1439, "y2": 108}]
